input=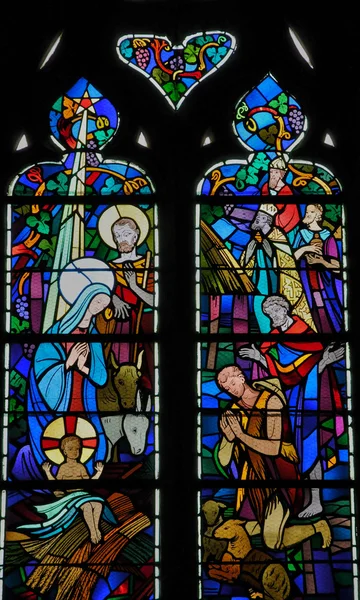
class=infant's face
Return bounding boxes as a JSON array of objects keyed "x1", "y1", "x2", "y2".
[{"x1": 64, "y1": 440, "x2": 81, "y2": 459}]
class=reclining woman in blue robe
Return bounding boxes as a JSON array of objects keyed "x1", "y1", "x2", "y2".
[{"x1": 12, "y1": 281, "x2": 112, "y2": 480}]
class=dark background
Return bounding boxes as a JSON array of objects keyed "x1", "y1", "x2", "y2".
[{"x1": 1, "y1": 2, "x2": 359, "y2": 598}]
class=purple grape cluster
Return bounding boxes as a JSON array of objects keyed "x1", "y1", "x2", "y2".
[
  {"x1": 23, "y1": 343, "x2": 36, "y2": 360},
  {"x1": 219, "y1": 185, "x2": 234, "y2": 196},
  {"x1": 288, "y1": 108, "x2": 305, "y2": 135},
  {"x1": 168, "y1": 55, "x2": 184, "y2": 71},
  {"x1": 87, "y1": 152, "x2": 100, "y2": 167},
  {"x1": 135, "y1": 47, "x2": 150, "y2": 69},
  {"x1": 224, "y1": 204, "x2": 235, "y2": 215},
  {"x1": 87, "y1": 140, "x2": 98, "y2": 150},
  {"x1": 15, "y1": 296, "x2": 29, "y2": 320}
]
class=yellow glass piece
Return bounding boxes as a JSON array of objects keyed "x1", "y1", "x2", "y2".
[
  {"x1": 328, "y1": 456, "x2": 337, "y2": 469},
  {"x1": 46, "y1": 448, "x2": 65, "y2": 465},
  {"x1": 76, "y1": 417, "x2": 97, "y2": 439},
  {"x1": 81, "y1": 448, "x2": 95, "y2": 464},
  {"x1": 44, "y1": 418, "x2": 65, "y2": 440}
]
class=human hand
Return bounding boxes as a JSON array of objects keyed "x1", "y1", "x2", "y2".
[
  {"x1": 76, "y1": 343, "x2": 90, "y2": 371},
  {"x1": 42, "y1": 461, "x2": 52, "y2": 477},
  {"x1": 112, "y1": 294, "x2": 131, "y2": 319},
  {"x1": 66, "y1": 342, "x2": 89, "y2": 369},
  {"x1": 220, "y1": 413, "x2": 235, "y2": 442},
  {"x1": 94, "y1": 461, "x2": 104, "y2": 475},
  {"x1": 238, "y1": 343, "x2": 260, "y2": 362},
  {"x1": 322, "y1": 342, "x2": 345, "y2": 366},
  {"x1": 307, "y1": 243, "x2": 322, "y2": 255},
  {"x1": 226, "y1": 411, "x2": 243, "y2": 440},
  {"x1": 123, "y1": 262, "x2": 137, "y2": 289}
]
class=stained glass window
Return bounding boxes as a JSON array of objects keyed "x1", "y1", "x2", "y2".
[
  {"x1": 3, "y1": 76, "x2": 160, "y2": 599},
  {"x1": 1, "y1": 5, "x2": 359, "y2": 600},
  {"x1": 195, "y1": 71, "x2": 357, "y2": 600}
]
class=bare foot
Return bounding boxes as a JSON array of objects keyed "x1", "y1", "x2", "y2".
[
  {"x1": 298, "y1": 501, "x2": 323, "y2": 519},
  {"x1": 314, "y1": 519, "x2": 332, "y2": 548},
  {"x1": 90, "y1": 528, "x2": 102, "y2": 544}
]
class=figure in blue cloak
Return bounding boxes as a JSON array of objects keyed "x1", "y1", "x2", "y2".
[{"x1": 12, "y1": 281, "x2": 113, "y2": 480}]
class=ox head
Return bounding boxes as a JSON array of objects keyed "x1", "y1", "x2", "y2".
[{"x1": 110, "y1": 350, "x2": 144, "y2": 409}]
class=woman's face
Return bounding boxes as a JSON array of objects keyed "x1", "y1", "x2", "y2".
[{"x1": 88, "y1": 293, "x2": 111, "y2": 316}]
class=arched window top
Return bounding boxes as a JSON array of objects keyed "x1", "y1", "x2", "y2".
[
  {"x1": 7, "y1": 78, "x2": 155, "y2": 197},
  {"x1": 197, "y1": 73, "x2": 342, "y2": 196}
]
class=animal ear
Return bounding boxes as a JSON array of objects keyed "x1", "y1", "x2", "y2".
[
  {"x1": 110, "y1": 352, "x2": 120, "y2": 372},
  {"x1": 135, "y1": 388, "x2": 142, "y2": 412},
  {"x1": 217, "y1": 502, "x2": 227, "y2": 509},
  {"x1": 145, "y1": 395, "x2": 151, "y2": 413}
]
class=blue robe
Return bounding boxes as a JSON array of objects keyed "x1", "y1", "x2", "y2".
[{"x1": 21, "y1": 283, "x2": 111, "y2": 473}]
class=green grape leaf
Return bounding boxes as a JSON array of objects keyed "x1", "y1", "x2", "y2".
[
  {"x1": 152, "y1": 67, "x2": 170, "y2": 85},
  {"x1": 206, "y1": 46, "x2": 227, "y2": 65},
  {"x1": 235, "y1": 167, "x2": 247, "y2": 191},
  {"x1": 251, "y1": 152, "x2": 270, "y2": 171},
  {"x1": 184, "y1": 43, "x2": 200, "y2": 64},
  {"x1": 26, "y1": 211, "x2": 51, "y2": 235},
  {"x1": 11, "y1": 316, "x2": 30, "y2": 333},
  {"x1": 10, "y1": 370, "x2": 27, "y2": 398},
  {"x1": 324, "y1": 205, "x2": 341, "y2": 223},
  {"x1": 269, "y1": 92, "x2": 288, "y2": 115},
  {"x1": 317, "y1": 168, "x2": 333, "y2": 183},
  {"x1": 120, "y1": 39, "x2": 134, "y2": 59},
  {"x1": 94, "y1": 128, "x2": 114, "y2": 144},
  {"x1": 101, "y1": 176, "x2": 122, "y2": 195},
  {"x1": 303, "y1": 181, "x2": 326, "y2": 195},
  {"x1": 9, "y1": 396, "x2": 25, "y2": 417},
  {"x1": 13, "y1": 183, "x2": 35, "y2": 196},
  {"x1": 292, "y1": 163, "x2": 313, "y2": 173},
  {"x1": 46, "y1": 172, "x2": 69, "y2": 195},
  {"x1": 259, "y1": 124, "x2": 279, "y2": 144},
  {"x1": 39, "y1": 235, "x2": 57, "y2": 257},
  {"x1": 163, "y1": 81, "x2": 186, "y2": 102},
  {"x1": 195, "y1": 35, "x2": 213, "y2": 46},
  {"x1": 246, "y1": 166, "x2": 260, "y2": 186}
]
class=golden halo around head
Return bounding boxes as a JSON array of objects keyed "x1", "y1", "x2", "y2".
[
  {"x1": 98, "y1": 205, "x2": 150, "y2": 249},
  {"x1": 41, "y1": 416, "x2": 98, "y2": 465}
]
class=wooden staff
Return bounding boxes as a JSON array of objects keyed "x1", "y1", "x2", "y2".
[{"x1": 133, "y1": 249, "x2": 152, "y2": 363}]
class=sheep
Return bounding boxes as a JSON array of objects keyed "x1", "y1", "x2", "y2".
[
  {"x1": 209, "y1": 519, "x2": 291, "y2": 600},
  {"x1": 202, "y1": 500, "x2": 228, "y2": 562}
]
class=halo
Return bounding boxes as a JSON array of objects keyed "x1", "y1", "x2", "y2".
[
  {"x1": 41, "y1": 416, "x2": 98, "y2": 465},
  {"x1": 59, "y1": 257, "x2": 115, "y2": 305},
  {"x1": 98, "y1": 205, "x2": 150, "y2": 249}
]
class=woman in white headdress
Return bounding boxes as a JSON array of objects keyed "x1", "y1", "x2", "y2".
[{"x1": 19, "y1": 258, "x2": 115, "y2": 476}]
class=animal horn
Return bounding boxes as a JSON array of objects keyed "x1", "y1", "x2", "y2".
[
  {"x1": 110, "y1": 351, "x2": 120, "y2": 371},
  {"x1": 136, "y1": 349, "x2": 144, "y2": 371}
]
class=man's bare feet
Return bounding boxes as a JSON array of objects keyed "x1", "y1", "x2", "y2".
[
  {"x1": 298, "y1": 501, "x2": 323, "y2": 519},
  {"x1": 314, "y1": 519, "x2": 332, "y2": 548},
  {"x1": 90, "y1": 527, "x2": 102, "y2": 544}
]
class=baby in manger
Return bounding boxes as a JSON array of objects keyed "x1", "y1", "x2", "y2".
[{"x1": 41, "y1": 434, "x2": 106, "y2": 544}]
